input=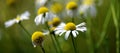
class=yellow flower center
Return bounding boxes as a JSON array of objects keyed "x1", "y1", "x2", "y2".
[
  {"x1": 80, "y1": 11, "x2": 84, "y2": 15},
  {"x1": 66, "y1": 1, "x2": 77, "y2": 10},
  {"x1": 83, "y1": 0, "x2": 94, "y2": 5},
  {"x1": 48, "y1": 17, "x2": 61, "y2": 27},
  {"x1": 50, "y1": 27, "x2": 56, "y2": 31},
  {"x1": 52, "y1": 17, "x2": 61, "y2": 27},
  {"x1": 64, "y1": 22, "x2": 76, "y2": 31},
  {"x1": 31, "y1": 31, "x2": 44, "y2": 42},
  {"x1": 37, "y1": 7, "x2": 48, "y2": 15},
  {"x1": 48, "y1": 21, "x2": 53, "y2": 26},
  {"x1": 51, "y1": 2, "x2": 63, "y2": 13},
  {"x1": 15, "y1": 16, "x2": 21, "y2": 20},
  {"x1": 6, "y1": 0, "x2": 16, "y2": 5}
]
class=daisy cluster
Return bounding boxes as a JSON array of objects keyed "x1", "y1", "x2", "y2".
[{"x1": 5, "y1": 0, "x2": 101, "y2": 48}]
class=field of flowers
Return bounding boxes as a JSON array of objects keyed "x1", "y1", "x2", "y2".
[{"x1": 0, "y1": 0, "x2": 119, "y2": 53}]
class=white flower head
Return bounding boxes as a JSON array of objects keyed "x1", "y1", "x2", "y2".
[
  {"x1": 66, "y1": 1, "x2": 78, "y2": 17},
  {"x1": 48, "y1": 17, "x2": 61, "y2": 27},
  {"x1": 54, "y1": 22, "x2": 87, "y2": 40},
  {"x1": 4, "y1": 11, "x2": 30, "y2": 28},
  {"x1": 34, "y1": 7, "x2": 56, "y2": 25},
  {"x1": 31, "y1": 31, "x2": 49, "y2": 47},
  {"x1": 79, "y1": 0, "x2": 96, "y2": 17}
]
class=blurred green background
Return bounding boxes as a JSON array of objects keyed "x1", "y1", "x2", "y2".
[{"x1": 0, "y1": 0, "x2": 119, "y2": 53}]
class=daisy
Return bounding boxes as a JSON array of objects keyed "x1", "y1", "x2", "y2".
[
  {"x1": 51, "y1": 2, "x2": 63, "y2": 14},
  {"x1": 47, "y1": 17, "x2": 62, "y2": 33},
  {"x1": 66, "y1": 1, "x2": 78, "y2": 17},
  {"x1": 31, "y1": 31, "x2": 48, "y2": 47},
  {"x1": 79, "y1": 0, "x2": 96, "y2": 17},
  {"x1": 4, "y1": 11, "x2": 30, "y2": 28},
  {"x1": 54, "y1": 22, "x2": 87, "y2": 40},
  {"x1": 48, "y1": 17, "x2": 61, "y2": 27},
  {"x1": 34, "y1": 6, "x2": 56, "y2": 25}
]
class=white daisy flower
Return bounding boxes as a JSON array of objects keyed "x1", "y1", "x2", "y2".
[
  {"x1": 54, "y1": 22, "x2": 87, "y2": 40},
  {"x1": 48, "y1": 17, "x2": 61, "y2": 27},
  {"x1": 66, "y1": 1, "x2": 78, "y2": 17},
  {"x1": 34, "y1": 7, "x2": 56, "y2": 25},
  {"x1": 79, "y1": 0, "x2": 96, "y2": 17},
  {"x1": 4, "y1": 11, "x2": 30, "y2": 28},
  {"x1": 31, "y1": 31, "x2": 49, "y2": 47}
]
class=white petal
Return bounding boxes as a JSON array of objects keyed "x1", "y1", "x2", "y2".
[
  {"x1": 55, "y1": 30, "x2": 63, "y2": 35},
  {"x1": 20, "y1": 16, "x2": 29, "y2": 20},
  {"x1": 40, "y1": 0, "x2": 47, "y2": 6},
  {"x1": 72, "y1": 31, "x2": 77, "y2": 38},
  {"x1": 59, "y1": 22, "x2": 66, "y2": 26},
  {"x1": 79, "y1": 5, "x2": 89, "y2": 14},
  {"x1": 57, "y1": 22, "x2": 65, "y2": 28},
  {"x1": 21, "y1": 11, "x2": 30, "y2": 17},
  {"x1": 45, "y1": 12, "x2": 49, "y2": 20},
  {"x1": 74, "y1": 30, "x2": 79, "y2": 35},
  {"x1": 59, "y1": 30, "x2": 66, "y2": 36},
  {"x1": 76, "y1": 22, "x2": 86, "y2": 27},
  {"x1": 54, "y1": 23, "x2": 65, "y2": 31},
  {"x1": 35, "y1": 0, "x2": 47, "y2": 8},
  {"x1": 41, "y1": 18, "x2": 45, "y2": 24},
  {"x1": 34, "y1": 16, "x2": 40, "y2": 25},
  {"x1": 20, "y1": 11, "x2": 30, "y2": 20},
  {"x1": 35, "y1": 0, "x2": 41, "y2": 10},
  {"x1": 34, "y1": 14, "x2": 43, "y2": 25},
  {"x1": 5, "y1": 19, "x2": 16, "y2": 28},
  {"x1": 15, "y1": 20, "x2": 20, "y2": 23},
  {"x1": 32, "y1": 42, "x2": 36, "y2": 48},
  {"x1": 90, "y1": 6, "x2": 96, "y2": 17},
  {"x1": 43, "y1": 31, "x2": 49, "y2": 35},
  {"x1": 45, "y1": 12, "x2": 56, "y2": 21},
  {"x1": 76, "y1": 27, "x2": 87, "y2": 32},
  {"x1": 54, "y1": 27, "x2": 63, "y2": 31},
  {"x1": 67, "y1": 10, "x2": 73, "y2": 17},
  {"x1": 65, "y1": 31, "x2": 71, "y2": 40}
]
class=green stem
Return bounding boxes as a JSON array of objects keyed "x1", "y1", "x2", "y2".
[
  {"x1": 41, "y1": 47, "x2": 45, "y2": 53},
  {"x1": 45, "y1": 22, "x2": 58, "y2": 53},
  {"x1": 105, "y1": 36, "x2": 109, "y2": 53},
  {"x1": 18, "y1": 22, "x2": 31, "y2": 38},
  {"x1": 51, "y1": 35, "x2": 59, "y2": 53},
  {"x1": 72, "y1": 17, "x2": 74, "y2": 23},
  {"x1": 53, "y1": 34, "x2": 63, "y2": 53},
  {"x1": 71, "y1": 33, "x2": 77, "y2": 53},
  {"x1": 71, "y1": 15, "x2": 77, "y2": 53},
  {"x1": 96, "y1": 8, "x2": 111, "y2": 48},
  {"x1": 111, "y1": 2, "x2": 119, "y2": 53},
  {"x1": 86, "y1": 17, "x2": 94, "y2": 53},
  {"x1": 40, "y1": 45, "x2": 45, "y2": 53}
]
